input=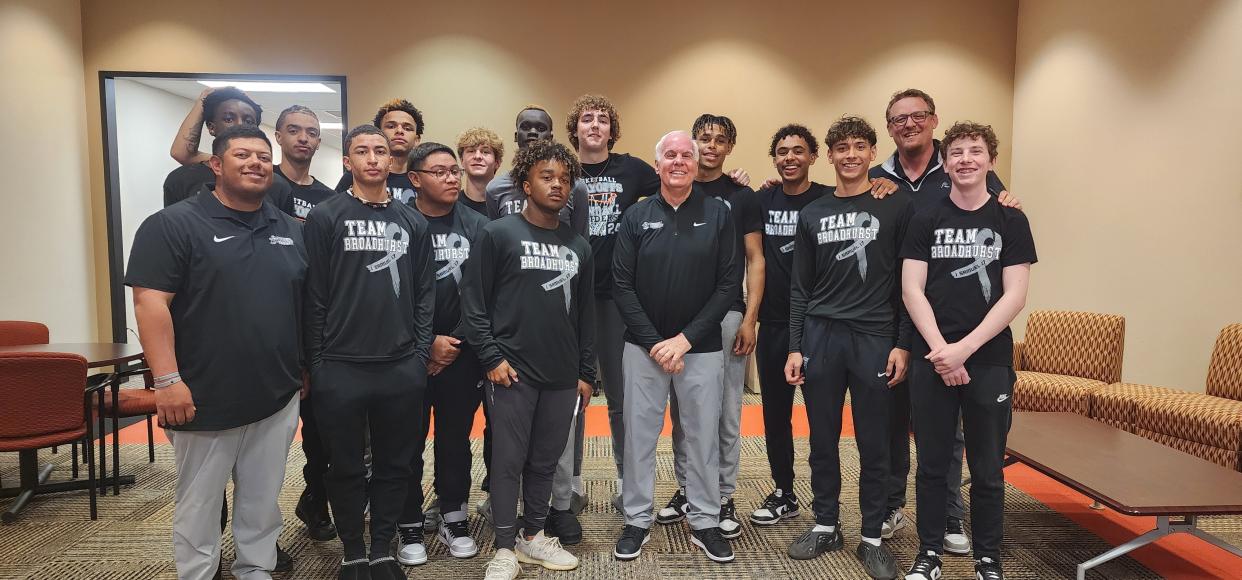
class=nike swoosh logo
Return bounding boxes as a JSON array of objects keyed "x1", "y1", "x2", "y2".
[
  {"x1": 213, "y1": 235, "x2": 236, "y2": 243},
  {"x1": 693, "y1": 222, "x2": 707, "y2": 227}
]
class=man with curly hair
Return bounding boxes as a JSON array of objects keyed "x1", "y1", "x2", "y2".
[
  {"x1": 334, "y1": 99, "x2": 425, "y2": 203},
  {"x1": 461, "y1": 140, "x2": 594, "y2": 580},
  {"x1": 900, "y1": 122, "x2": 1035, "y2": 580},
  {"x1": 485, "y1": 106, "x2": 589, "y2": 236},
  {"x1": 456, "y1": 127, "x2": 503, "y2": 215},
  {"x1": 783, "y1": 117, "x2": 914, "y2": 578},
  {"x1": 163, "y1": 87, "x2": 294, "y2": 217}
]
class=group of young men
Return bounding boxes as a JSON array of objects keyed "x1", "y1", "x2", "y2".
[{"x1": 129, "y1": 86, "x2": 1035, "y2": 580}]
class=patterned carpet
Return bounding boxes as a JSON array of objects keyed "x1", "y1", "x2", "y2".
[{"x1": 2, "y1": 429, "x2": 1240, "y2": 578}]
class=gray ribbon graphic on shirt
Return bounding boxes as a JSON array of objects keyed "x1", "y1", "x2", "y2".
[
  {"x1": 950, "y1": 227, "x2": 1003, "y2": 302},
  {"x1": 541, "y1": 246, "x2": 580, "y2": 313},
  {"x1": 366, "y1": 222, "x2": 410, "y2": 297},
  {"x1": 435, "y1": 233, "x2": 469, "y2": 286},
  {"x1": 834, "y1": 211, "x2": 879, "y2": 281}
]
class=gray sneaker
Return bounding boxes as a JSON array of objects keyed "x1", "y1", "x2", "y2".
[
  {"x1": 881, "y1": 508, "x2": 909, "y2": 540},
  {"x1": 944, "y1": 516, "x2": 970, "y2": 555},
  {"x1": 787, "y1": 526, "x2": 843, "y2": 560}
]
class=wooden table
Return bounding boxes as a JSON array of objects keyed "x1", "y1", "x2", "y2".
[
  {"x1": 0, "y1": 343, "x2": 145, "y2": 521},
  {"x1": 1005, "y1": 412, "x2": 1242, "y2": 579}
]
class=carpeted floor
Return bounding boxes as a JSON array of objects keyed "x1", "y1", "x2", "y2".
[{"x1": 5, "y1": 431, "x2": 1240, "y2": 579}]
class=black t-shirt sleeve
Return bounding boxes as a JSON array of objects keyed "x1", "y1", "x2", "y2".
[
  {"x1": 611, "y1": 211, "x2": 664, "y2": 350},
  {"x1": 408, "y1": 218, "x2": 437, "y2": 365},
  {"x1": 571, "y1": 181, "x2": 590, "y2": 237},
  {"x1": 1000, "y1": 210, "x2": 1038, "y2": 267},
  {"x1": 787, "y1": 212, "x2": 815, "y2": 353},
  {"x1": 893, "y1": 201, "x2": 917, "y2": 350},
  {"x1": 681, "y1": 207, "x2": 740, "y2": 348},
  {"x1": 484, "y1": 178, "x2": 503, "y2": 220},
  {"x1": 637, "y1": 159, "x2": 660, "y2": 198},
  {"x1": 124, "y1": 212, "x2": 189, "y2": 293},
  {"x1": 334, "y1": 171, "x2": 352, "y2": 193},
  {"x1": 162, "y1": 172, "x2": 181, "y2": 209},
  {"x1": 576, "y1": 245, "x2": 597, "y2": 383},
  {"x1": 899, "y1": 211, "x2": 935, "y2": 262},
  {"x1": 301, "y1": 207, "x2": 333, "y2": 365},
  {"x1": 738, "y1": 189, "x2": 764, "y2": 234},
  {"x1": 460, "y1": 227, "x2": 504, "y2": 371},
  {"x1": 269, "y1": 178, "x2": 296, "y2": 217}
]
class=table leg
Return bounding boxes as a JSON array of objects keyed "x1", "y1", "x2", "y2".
[
  {"x1": 1, "y1": 450, "x2": 53, "y2": 523},
  {"x1": 1077, "y1": 516, "x2": 1171, "y2": 579}
]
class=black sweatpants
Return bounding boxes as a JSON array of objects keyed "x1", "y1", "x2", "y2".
[
  {"x1": 801, "y1": 317, "x2": 893, "y2": 539},
  {"x1": 488, "y1": 381, "x2": 576, "y2": 550},
  {"x1": 909, "y1": 359, "x2": 1013, "y2": 560},
  {"x1": 300, "y1": 391, "x2": 328, "y2": 499},
  {"x1": 402, "y1": 348, "x2": 483, "y2": 524},
  {"x1": 757, "y1": 322, "x2": 796, "y2": 492},
  {"x1": 889, "y1": 382, "x2": 967, "y2": 520},
  {"x1": 312, "y1": 356, "x2": 425, "y2": 560}
]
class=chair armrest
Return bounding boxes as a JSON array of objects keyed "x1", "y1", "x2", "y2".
[{"x1": 1013, "y1": 341, "x2": 1024, "y2": 371}]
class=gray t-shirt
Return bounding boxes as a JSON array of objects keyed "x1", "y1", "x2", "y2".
[{"x1": 484, "y1": 173, "x2": 589, "y2": 237}]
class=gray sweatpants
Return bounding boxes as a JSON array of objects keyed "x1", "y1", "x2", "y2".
[
  {"x1": 551, "y1": 406, "x2": 584, "y2": 510},
  {"x1": 169, "y1": 395, "x2": 299, "y2": 580},
  {"x1": 670, "y1": 311, "x2": 745, "y2": 496},
  {"x1": 488, "y1": 381, "x2": 576, "y2": 549},
  {"x1": 595, "y1": 298, "x2": 626, "y2": 479},
  {"x1": 622, "y1": 343, "x2": 723, "y2": 530}
]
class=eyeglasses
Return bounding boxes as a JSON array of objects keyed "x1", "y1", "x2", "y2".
[
  {"x1": 887, "y1": 110, "x2": 933, "y2": 126},
  {"x1": 412, "y1": 167, "x2": 462, "y2": 180}
]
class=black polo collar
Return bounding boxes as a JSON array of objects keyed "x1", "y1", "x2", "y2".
[{"x1": 197, "y1": 184, "x2": 282, "y2": 226}]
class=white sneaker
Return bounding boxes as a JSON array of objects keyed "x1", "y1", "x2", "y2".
[
  {"x1": 944, "y1": 516, "x2": 970, "y2": 555},
  {"x1": 882, "y1": 508, "x2": 909, "y2": 539},
  {"x1": 483, "y1": 548, "x2": 520, "y2": 580},
  {"x1": 396, "y1": 525, "x2": 427, "y2": 566},
  {"x1": 439, "y1": 519, "x2": 479, "y2": 558},
  {"x1": 516, "y1": 530, "x2": 579, "y2": 570}
]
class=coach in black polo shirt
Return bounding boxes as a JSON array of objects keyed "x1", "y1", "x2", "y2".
[
  {"x1": 612, "y1": 130, "x2": 739, "y2": 564},
  {"x1": 127, "y1": 124, "x2": 306, "y2": 580}
]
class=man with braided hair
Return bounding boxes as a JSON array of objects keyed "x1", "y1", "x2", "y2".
[
  {"x1": 335, "y1": 99, "x2": 425, "y2": 203},
  {"x1": 461, "y1": 140, "x2": 594, "y2": 580}
]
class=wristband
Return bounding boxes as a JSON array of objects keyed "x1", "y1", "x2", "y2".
[{"x1": 153, "y1": 371, "x2": 182, "y2": 390}]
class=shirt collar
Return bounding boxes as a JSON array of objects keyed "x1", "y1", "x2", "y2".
[{"x1": 198, "y1": 184, "x2": 281, "y2": 225}]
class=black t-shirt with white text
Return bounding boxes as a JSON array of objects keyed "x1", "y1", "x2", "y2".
[
  {"x1": 757, "y1": 182, "x2": 831, "y2": 323},
  {"x1": 302, "y1": 193, "x2": 436, "y2": 365},
  {"x1": 275, "y1": 165, "x2": 336, "y2": 221},
  {"x1": 581, "y1": 153, "x2": 661, "y2": 297},
  {"x1": 335, "y1": 170, "x2": 417, "y2": 205},
  {"x1": 789, "y1": 190, "x2": 915, "y2": 353},
  {"x1": 900, "y1": 196, "x2": 1037, "y2": 366},
  {"x1": 459, "y1": 214, "x2": 596, "y2": 390},
  {"x1": 421, "y1": 202, "x2": 490, "y2": 336},
  {"x1": 124, "y1": 191, "x2": 306, "y2": 431},
  {"x1": 699, "y1": 175, "x2": 762, "y2": 313}
]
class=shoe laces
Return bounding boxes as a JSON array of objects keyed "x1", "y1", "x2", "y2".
[
  {"x1": 761, "y1": 490, "x2": 787, "y2": 509},
  {"x1": 976, "y1": 557, "x2": 1003, "y2": 579},
  {"x1": 485, "y1": 554, "x2": 518, "y2": 576},
  {"x1": 910, "y1": 551, "x2": 941, "y2": 573},
  {"x1": 696, "y1": 527, "x2": 726, "y2": 546},
  {"x1": 621, "y1": 525, "x2": 646, "y2": 543},
  {"x1": 946, "y1": 517, "x2": 965, "y2": 535},
  {"x1": 886, "y1": 508, "x2": 900, "y2": 522},
  {"x1": 443, "y1": 519, "x2": 470, "y2": 539},
  {"x1": 530, "y1": 533, "x2": 564, "y2": 555},
  {"x1": 398, "y1": 525, "x2": 424, "y2": 545},
  {"x1": 720, "y1": 498, "x2": 737, "y2": 520}
]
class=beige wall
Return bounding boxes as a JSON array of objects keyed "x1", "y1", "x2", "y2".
[
  {"x1": 0, "y1": 0, "x2": 98, "y2": 341},
  {"x1": 78, "y1": 0, "x2": 1019, "y2": 337},
  {"x1": 1012, "y1": 0, "x2": 1242, "y2": 391}
]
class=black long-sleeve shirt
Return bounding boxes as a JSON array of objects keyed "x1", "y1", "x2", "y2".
[
  {"x1": 612, "y1": 190, "x2": 740, "y2": 353},
  {"x1": 422, "y1": 202, "x2": 490, "y2": 336},
  {"x1": 789, "y1": 190, "x2": 915, "y2": 353},
  {"x1": 303, "y1": 192, "x2": 435, "y2": 365},
  {"x1": 459, "y1": 214, "x2": 596, "y2": 390},
  {"x1": 757, "y1": 182, "x2": 831, "y2": 324}
]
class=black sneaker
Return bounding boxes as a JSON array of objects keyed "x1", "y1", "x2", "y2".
[
  {"x1": 338, "y1": 558, "x2": 370, "y2": 580},
  {"x1": 690, "y1": 527, "x2": 734, "y2": 563},
  {"x1": 614, "y1": 525, "x2": 650, "y2": 560},
  {"x1": 718, "y1": 497, "x2": 742, "y2": 539},
  {"x1": 944, "y1": 516, "x2": 970, "y2": 555},
  {"x1": 396, "y1": 525, "x2": 427, "y2": 565},
  {"x1": 656, "y1": 487, "x2": 689, "y2": 524},
  {"x1": 974, "y1": 557, "x2": 1004, "y2": 580},
  {"x1": 295, "y1": 489, "x2": 337, "y2": 541},
  {"x1": 546, "y1": 508, "x2": 583, "y2": 545},
  {"x1": 750, "y1": 489, "x2": 800, "y2": 525},
  {"x1": 368, "y1": 556, "x2": 406, "y2": 580},
  {"x1": 856, "y1": 541, "x2": 899, "y2": 579},
  {"x1": 275, "y1": 545, "x2": 294, "y2": 573},
  {"x1": 787, "y1": 526, "x2": 843, "y2": 560},
  {"x1": 905, "y1": 550, "x2": 942, "y2": 580}
]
